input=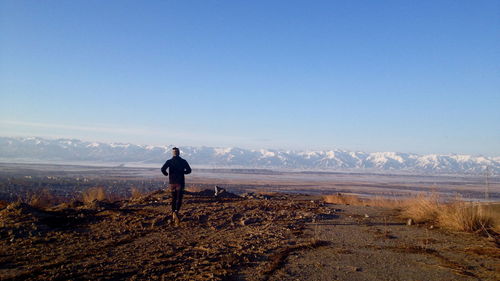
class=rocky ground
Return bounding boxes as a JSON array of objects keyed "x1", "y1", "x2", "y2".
[{"x1": 0, "y1": 190, "x2": 498, "y2": 280}]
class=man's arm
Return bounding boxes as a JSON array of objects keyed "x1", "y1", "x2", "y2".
[
  {"x1": 161, "y1": 160, "x2": 169, "y2": 176},
  {"x1": 184, "y1": 160, "x2": 192, "y2": 175}
]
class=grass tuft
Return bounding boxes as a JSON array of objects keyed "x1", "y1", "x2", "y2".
[
  {"x1": 28, "y1": 188, "x2": 58, "y2": 209},
  {"x1": 400, "y1": 194, "x2": 441, "y2": 223},
  {"x1": 437, "y1": 201, "x2": 494, "y2": 232},
  {"x1": 82, "y1": 187, "x2": 107, "y2": 204},
  {"x1": 130, "y1": 187, "x2": 142, "y2": 199}
]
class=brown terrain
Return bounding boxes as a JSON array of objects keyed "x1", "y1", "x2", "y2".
[{"x1": 1, "y1": 188, "x2": 499, "y2": 281}]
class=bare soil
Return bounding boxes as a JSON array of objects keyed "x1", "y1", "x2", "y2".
[{"x1": 0, "y1": 190, "x2": 498, "y2": 280}]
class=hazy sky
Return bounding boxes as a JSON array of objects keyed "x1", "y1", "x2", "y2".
[{"x1": 1, "y1": 1, "x2": 499, "y2": 155}]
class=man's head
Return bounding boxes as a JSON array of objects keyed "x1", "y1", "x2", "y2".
[{"x1": 172, "y1": 147, "x2": 180, "y2": 156}]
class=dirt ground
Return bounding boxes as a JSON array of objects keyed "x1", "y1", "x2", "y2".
[
  {"x1": 0, "y1": 190, "x2": 498, "y2": 280},
  {"x1": 266, "y1": 205, "x2": 499, "y2": 281}
]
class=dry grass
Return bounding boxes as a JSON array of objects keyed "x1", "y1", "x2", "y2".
[
  {"x1": 400, "y1": 194, "x2": 441, "y2": 223},
  {"x1": 323, "y1": 192, "x2": 499, "y2": 233},
  {"x1": 28, "y1": 188, "x2": 58, "y2": 209},
  {"x1": 399, "y1": 195, "x2": 496, "y2": 233},
  {"x1": 367, "y1": 196, "x2": 405, "y2": 209},
  {"x1": 130, "y1": 187, "x2": 142, "y2": 199},
  {"x1": 82, "y1": 187, "x2": 107, "y2": 204},
  {"x1": 437, "y1": 201, "x2": 494, "y2": 232},
  {"x1": 323, "y1": 193, "x2": 363, "y2": 205}
]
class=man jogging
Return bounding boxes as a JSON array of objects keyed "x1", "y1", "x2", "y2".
[{"x1": 161, "y1": 147, "x2": 191, "y2": 226}]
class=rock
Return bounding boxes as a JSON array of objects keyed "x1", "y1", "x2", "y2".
[
  {"x1": 197, "y1": 214, "x2": 209, "y2": 223},
  {"x1": 240, "y1": 217, "x2": 260, "y2": 226},
  {"x1": 344, "y1": 266, "x2": 362, "y2": 272},
  {"x1": 406, "y1": 218, "x2": 414, "y2": 226},
  {"x1": 214, "y1": 186, "x2": 225, "y2": 197},
  {"x1": 241, "y1": 192, "x2": 271, "y2": 200},
  {"x1": 85, "y1": 200, "x2": 116, "y2": 211},
  {"x1": 151, "y1": 217, "x2": 164, "y2": 228},
  {"x1": 69, "y1": 200, "x2": 83, "y2": 208},
  {"x1": 231, "y1": 214, "x2": 242, "y2": 222}
]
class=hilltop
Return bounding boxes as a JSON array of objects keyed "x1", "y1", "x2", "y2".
[{"x1": 1, "y1": 189, "x2": 498, "y2": 280}]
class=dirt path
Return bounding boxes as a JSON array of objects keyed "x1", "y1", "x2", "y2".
[{"x1": 264, "y1": 205, "x2": 499, "y2": 281}]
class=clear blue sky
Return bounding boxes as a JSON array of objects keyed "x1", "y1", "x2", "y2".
[{"x1": 1, "y1": 0, "x2": 499, "y2": 155}]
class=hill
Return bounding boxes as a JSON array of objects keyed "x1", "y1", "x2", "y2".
[{"x1": 1, "y1": 190, "x2": 498, "y2": 280}]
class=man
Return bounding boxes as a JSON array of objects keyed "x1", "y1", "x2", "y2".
[{"x1": 161, "y1": 147, "x2": 191, "y2": 226}]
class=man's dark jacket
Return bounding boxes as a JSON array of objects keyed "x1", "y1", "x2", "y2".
[{"x1": 161, "y1": 156, "x2": 191, "y2": 184}]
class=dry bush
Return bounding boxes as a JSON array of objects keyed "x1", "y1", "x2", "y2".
[
  {"x1": 437, "y1": 201, "x2": 494, "y2": 232},
  {"x1": 400, "y1": 194, "x2": 441, "y2": 223},
  {"x1": 82, "y1": 187, "x2": 107, "y2": 204},
  {"x1": 401, "y1": 194, "x2": 497, "y2": 233},
  {"x1": 323, "y1": 194, "x2": 363, "y2": 205},
  {"x1": 28, "y1": 188, "x2": 57, "y2": 209},
  {"x1": 130, "y1": 187, "x2": 142, "y2": 199}
]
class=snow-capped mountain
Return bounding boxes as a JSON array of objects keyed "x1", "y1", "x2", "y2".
[{"x1": 0, "y1": 137, "x2": 498, "y2": 175}]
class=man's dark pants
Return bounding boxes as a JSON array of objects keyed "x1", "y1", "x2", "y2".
[{"x1": 170, "y1": 183, "x2": 184, "y2": 212}]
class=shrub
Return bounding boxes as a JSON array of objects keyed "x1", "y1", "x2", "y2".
[
  {"x1": 400, "y1": 194, "x2": 441, "y2": 223},
  {"x1": 28, "y1": 188, "x2": 56, "y2": 209},
  {"x1": 130, "y1": 187, "x2": 142, "y2": 199},
  {"x1": 401, "y1": 194, "x2": 497, "y2": 233},
  {"x1": 82, "y1": 187, "x2": 107, "y2": 204},
  {"x1": 437, "y1": 201, "x2": 494, "y2": 232}
]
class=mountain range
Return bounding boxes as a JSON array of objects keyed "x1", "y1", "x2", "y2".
[{"x1": 0, "y1": 137, "x2": 498, "y2": 175}]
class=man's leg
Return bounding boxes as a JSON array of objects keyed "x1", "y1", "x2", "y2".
[
  {"x1": 171, "y1": 184, "x2": 181, "y2": 212},
  {"x1": 170, "y1": 184, "x2": 181, "y2": 226},
  {"x1": 174, "y1": 183, "x2": 185, "y2": 212},
  {"x1": 170, "y1": 184, "x2": 180, "y2": 212}
]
